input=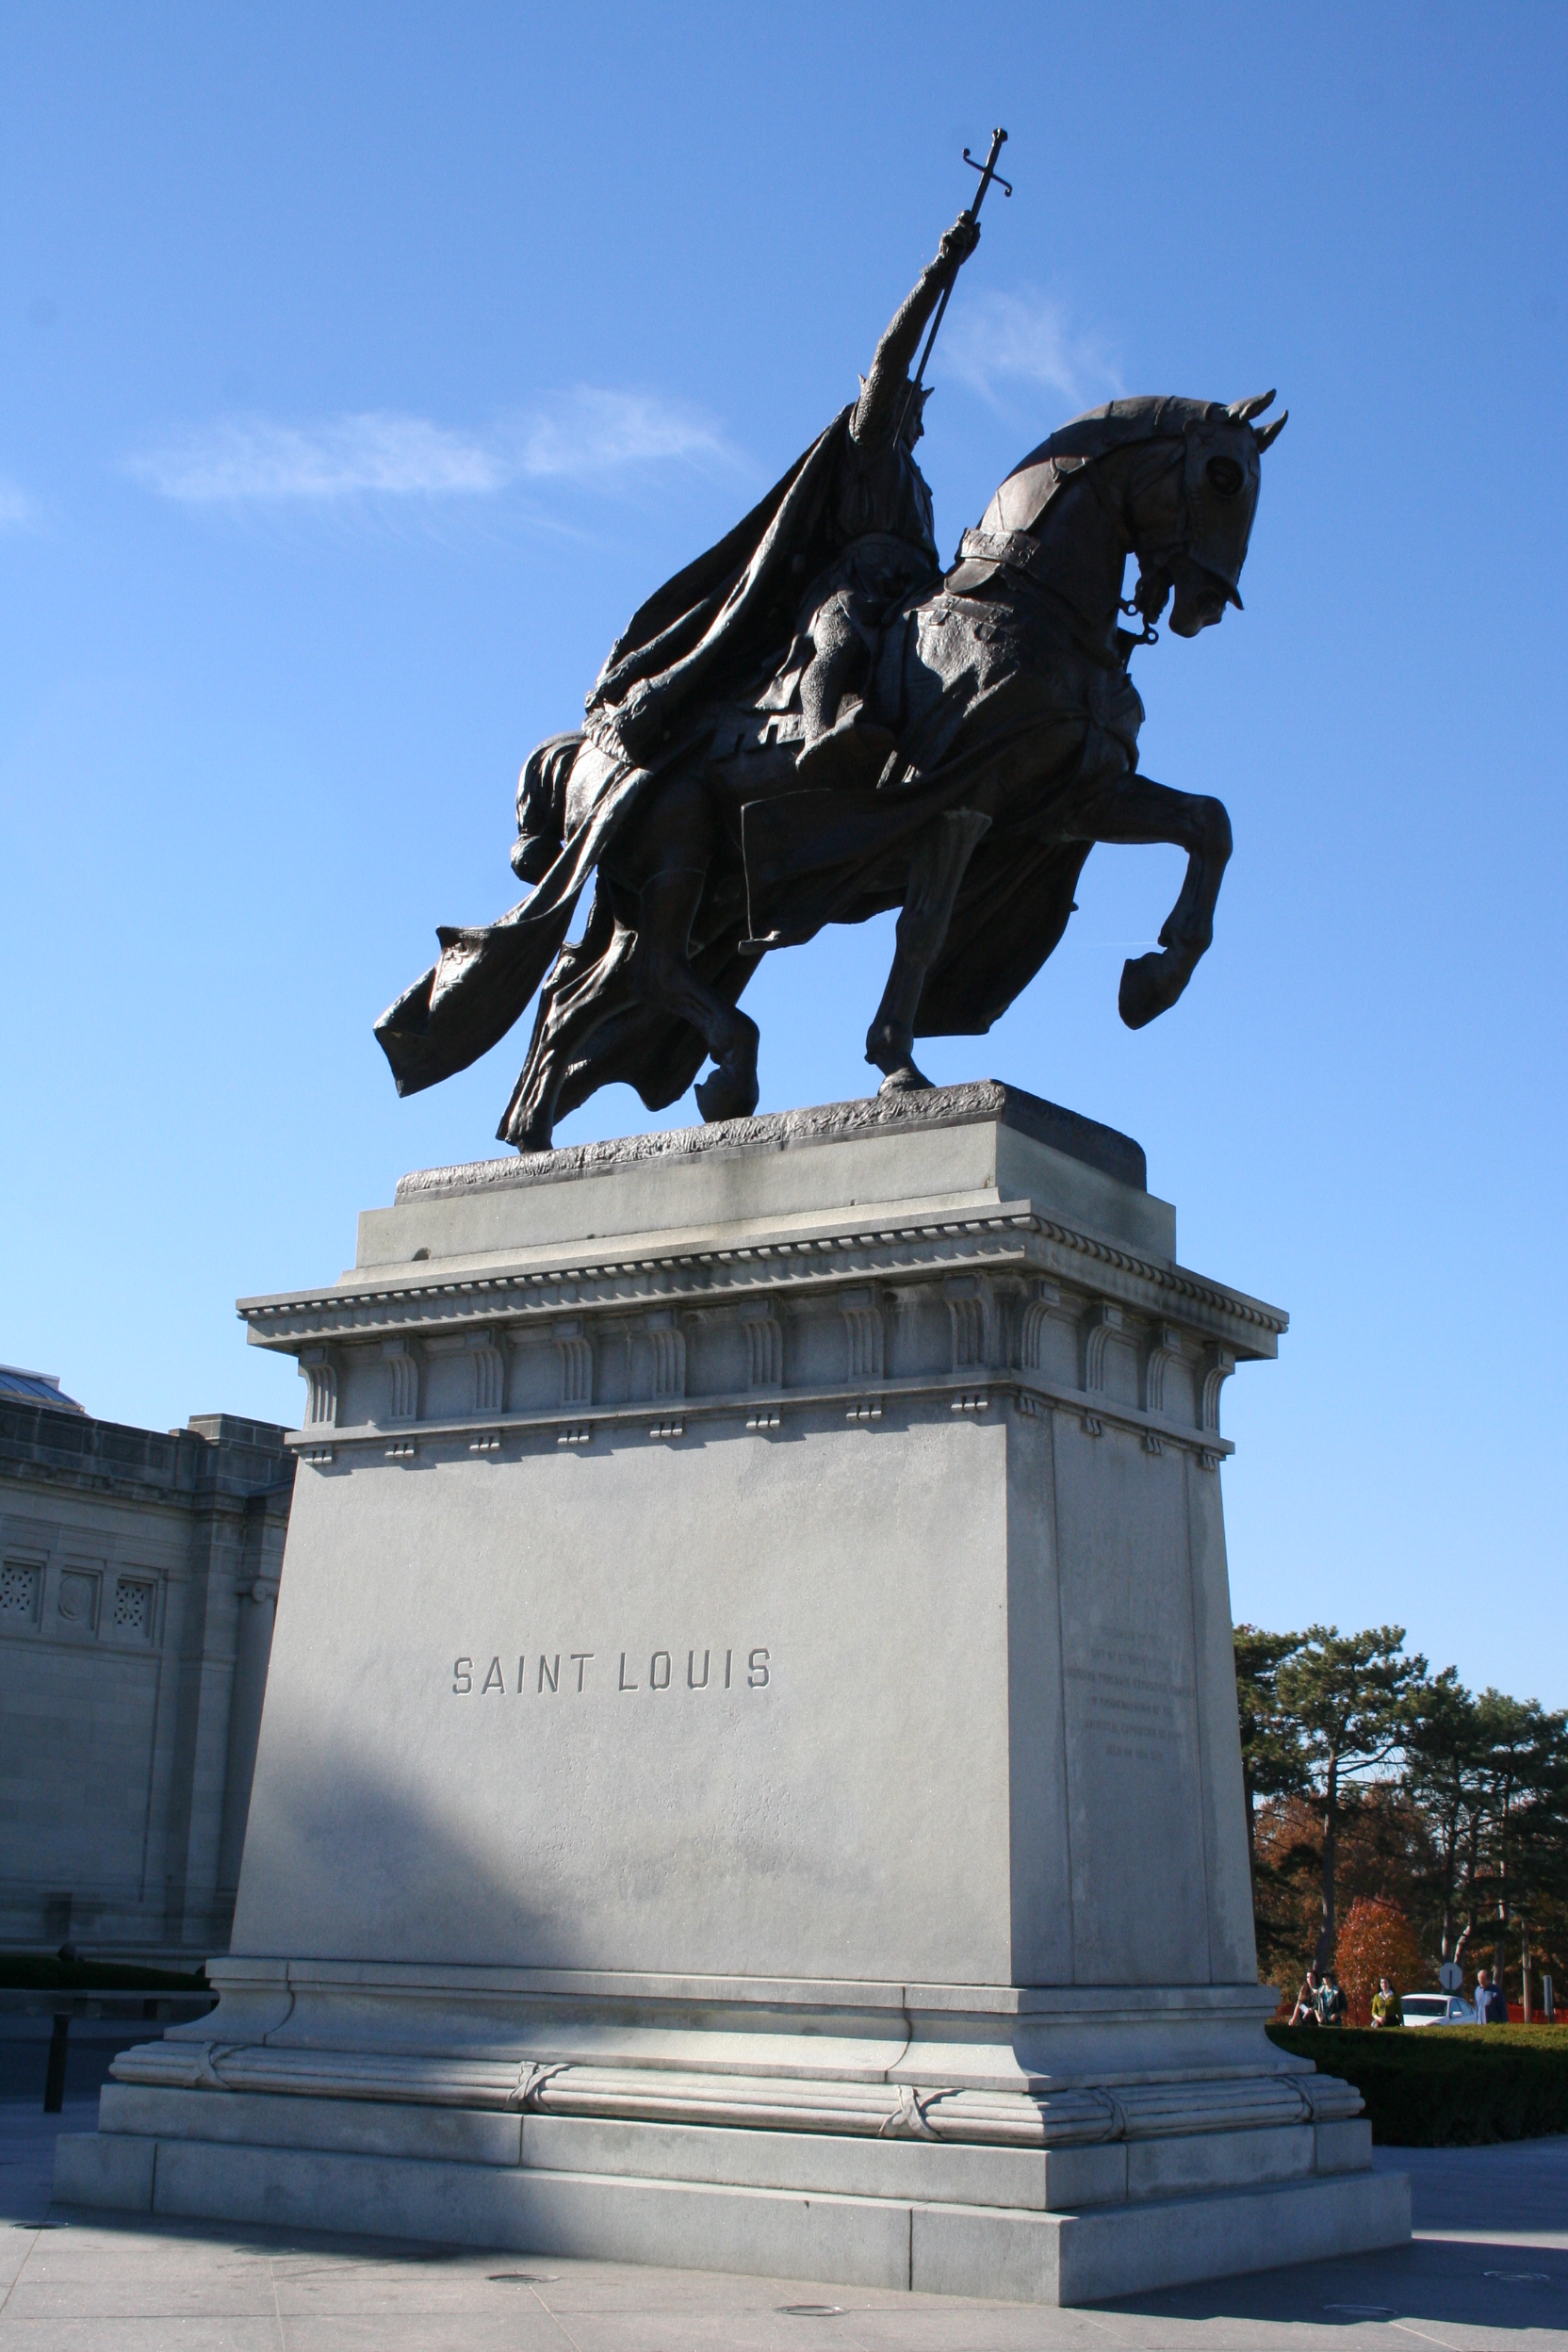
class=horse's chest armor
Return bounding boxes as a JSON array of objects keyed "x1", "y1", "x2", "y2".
[{"x1": 914, "y1": 597, "x2": 1145, "y2": 738}]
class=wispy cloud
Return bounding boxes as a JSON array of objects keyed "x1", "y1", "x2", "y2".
[
  {"x1": 937, "y1": 286, "x2": 1120, "y2": 414},
  {"x1": 126, "y1": 391, "x2": 740, "y2": 505},
  {"x1": 127, "y1": 413, "x2": 502, "y2": 501},
  {"x1": 514, "y1": 390, "x2": 739, "y2": 481},
  {"x1": 0, "y1": 479, "x2": 33, "y2": 529}
]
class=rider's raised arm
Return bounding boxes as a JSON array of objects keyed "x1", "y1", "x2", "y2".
[{"x1": 851, "y1": 212, "x2": 980, "y2": 449}]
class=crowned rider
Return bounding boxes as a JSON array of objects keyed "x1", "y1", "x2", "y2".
[{"x1": 791, "y1": 210, "x2": 980, "y2": 785}]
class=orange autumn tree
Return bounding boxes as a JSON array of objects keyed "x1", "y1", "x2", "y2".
[{"x1": 1335, "y1": 1898, "x2": 1429, "y2": 2025}]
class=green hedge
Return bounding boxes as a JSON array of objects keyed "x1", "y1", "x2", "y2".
[
  {"x1": 1268, "y1": 2022, "x2": 1568, "y2": 2146},
  {"x1": 0, "y1": 1954, "x2": 209, "y2": 1992}
]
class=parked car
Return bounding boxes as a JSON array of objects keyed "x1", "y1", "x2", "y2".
[{"x1": 1401, "y1": 1992, "x2": 1478, "y2": 2027}]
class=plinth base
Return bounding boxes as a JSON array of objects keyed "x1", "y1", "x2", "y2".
[
  {"x1": 55, "y1": 1088, "x2": 1410, "y2": 2302},
  {"x1": 55, "y1": 1961, "x2": 1408, "y2": 2305}
]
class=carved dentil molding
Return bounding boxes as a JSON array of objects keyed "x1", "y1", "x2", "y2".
[{"x1": 242, "y1": 1209, "x2": 1285, "y2": 1356}]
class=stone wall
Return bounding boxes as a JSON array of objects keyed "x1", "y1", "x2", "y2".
[{"x1": 0, "y1": 1401, "x2": 294, "y2": 1956}]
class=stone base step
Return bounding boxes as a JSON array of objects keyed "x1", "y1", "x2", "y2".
[
  {"x1": 54, "y1": 2120, "x2": 1412, "y2": 2306},
  {"x1": 93, "y1": 2082, "x2": 1376, "y2": 2213}
]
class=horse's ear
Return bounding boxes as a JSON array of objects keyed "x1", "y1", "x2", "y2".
[
  {"x1": 1228, "y1": 390, "x2": 1276, "y2": 422},
  {"x1": 1253, "y1": 409, "x2": 1288, "y2": 451}
]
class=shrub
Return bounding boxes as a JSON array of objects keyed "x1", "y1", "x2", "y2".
[
  {"x1": 1268, "y1": 2021, "x2": 1568, "y2": 2145},
  {"x1": 0, "y1": 1953, "x2": 208, "y2": 1993}
]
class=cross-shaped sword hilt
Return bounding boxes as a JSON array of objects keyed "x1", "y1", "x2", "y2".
[
  {"x1": 961, "y1": 129, "x2": 1014, "y2": 216},
  {"x1": 894, "y1": 127, "x2": 1013, "y2": 443}
]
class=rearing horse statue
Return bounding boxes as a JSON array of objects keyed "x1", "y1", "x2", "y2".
[{"x1": 376, "y1": 229, "x2": 1285, "y2": 1152}]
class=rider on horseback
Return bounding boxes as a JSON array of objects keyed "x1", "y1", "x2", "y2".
[
  {"x1": 792, "y1": 212, "x2": 980, "y2": 787},
  {"x1": 373, "y1": 134, "x2": 1286, "y2": 1152}
]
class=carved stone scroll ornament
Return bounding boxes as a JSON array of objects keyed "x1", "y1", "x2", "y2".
[
  {"x1": 298, "y1": 1347, "x2": 337, "y2": 1429},
  {"x1": 945, "y1": 1274, "x2": 989, "y2": 1369},
  {"x1": 1020, "y1": 1279, "x2": 1063, "y2": 1370},
  {"x1": 466, "y1": 1330, "x2": 506, "y2": 1415},
  {"x1": 839, "y1": 1289, "x2": 884, "y2": 1381},
  {"x1": 742, "y1": 1303, "x2": 783, "y2": 1389},
  {"x1": 1142, "y1": 1321, "x2": 1184, "y2": 1414},
  {"x1": 644, "y1": 1310, "x2": 686, "y2": 1399},
  {"x1": 381, "y1": 1337, "x2": 421, "y2": 1423},
  {"x1": 1081, "y1": 1300, "x2": 1125, "y2": 1392},
  {"x1": 1199, "y1": 1341, "x2": 1236, "y2": 1470},
  {"x1": 554, "y1": 1319, "x2": 594, "y2": 1408},
  {"x1": 1200, "y1": 1343, "x2": 1236, "y2": 1431}
]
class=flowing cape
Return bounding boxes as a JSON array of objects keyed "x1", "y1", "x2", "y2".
[{"x1": 372, "y1": 414, "x2": 852, "y2": 1105}]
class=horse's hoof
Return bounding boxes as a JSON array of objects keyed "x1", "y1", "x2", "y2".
[
  {"x1": 876, "y1": 1064, "x2": 934, "y2": 1097},
  {"x1": 694, "y1": 1064, "x2": 760, "y2": 1124},
  {"x1": 1119, "y1": 950, "x2": 1187, "y2": 1030},
  {"x1": 508, "y1": 1119, "x2": 554, "y2": 1153}
]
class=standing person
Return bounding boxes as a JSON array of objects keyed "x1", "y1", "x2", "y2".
[
  {"x1": 1317, "y1": 1970, "x2": 1348, "y2": 2027},
  {"x1": 1290, "y1": 1967, "x2": 1322, "y2": 2026},
  {"x1": 1474, "y1": 1968, "x2": 1508, "y2": 2024},
  {"x1": 1371, "y1": 1976, "x2": 1403, "y2": 2029}
]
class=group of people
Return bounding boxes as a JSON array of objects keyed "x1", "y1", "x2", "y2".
[
  {"x1": 1289, "y1": 1964, "x2": 1510, "y2": 2027},
  {"x1": 1290, "y1": 1967, "x2": 1350, "y2": 2027}
]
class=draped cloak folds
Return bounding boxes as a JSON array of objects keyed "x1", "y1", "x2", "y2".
[{"x1": 373, "y1": 411, "x2": 855, "y2": 1109}]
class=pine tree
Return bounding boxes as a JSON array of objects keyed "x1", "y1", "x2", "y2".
[
  {"x1": 1404, "y1": 1668, "x2": 1488, "y2": 1968},
  {"x1": 1472, "y1": 1694, "x2": 1568, "y2": 2003},
  {"x1": 1233, "y1": 1625, "x2": 1307, "y2": 1906},
  {"x1": 1274, "y1": 1625, "x2": 1425, "y2": 1969}
]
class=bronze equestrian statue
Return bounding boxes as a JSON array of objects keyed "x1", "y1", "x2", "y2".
[{"x1": 376, "y1": 185, "x2": 1285, "y2": 1152}]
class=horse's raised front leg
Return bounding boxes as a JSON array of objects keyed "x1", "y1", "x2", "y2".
[
  {"x1": 1070, "y1": 773, "x2": 1232, "y2": 1030},
  {"x1": 866, "y1": 808, "x2": 991, "y2": 1093}
]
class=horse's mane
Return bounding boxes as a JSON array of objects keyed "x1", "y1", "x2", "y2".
[
  {"x1": 1005, "y1": 396, "x2": 1233, "y2": 484},
  {"x1": 977, "y1": 397, "x2": 1239, "y2": 544}
]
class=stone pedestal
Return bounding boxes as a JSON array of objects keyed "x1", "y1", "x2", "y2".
[{"x1": 56, "y1": 1085, "x2": 1409, "y2": 2302}]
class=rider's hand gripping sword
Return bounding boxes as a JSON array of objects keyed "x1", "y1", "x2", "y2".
[{"x1": 893, "y1": 126, "x2": 1012, "y2": 445}]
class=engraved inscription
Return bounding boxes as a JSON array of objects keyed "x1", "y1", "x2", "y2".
[
  {"x1": 1065, "y1": 1630, "x2": 1190, "y2": 1765},
  {"x1": 451, "y1": 1641, "x2": 773, "y2": 1700}
]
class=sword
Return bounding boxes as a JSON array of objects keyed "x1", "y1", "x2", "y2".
[{"x1": 894, "y1": 127, "x2": 1012, "y2": 444}]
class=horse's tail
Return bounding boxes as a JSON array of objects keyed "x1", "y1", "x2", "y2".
[{"x1": 512, "y1": 730, "x2": 584, "y2": 884}]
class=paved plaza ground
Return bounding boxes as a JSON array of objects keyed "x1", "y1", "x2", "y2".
[{"x1": 1, "y1": 2097, "x2": 1563, "y2": 2349}]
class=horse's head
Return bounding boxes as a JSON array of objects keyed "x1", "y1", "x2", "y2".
[
  {"x1": 972, "y1": 391, "x2": 1287, "y2": 639},
  {"x1": 1123, "y1": 392, "x2": 1287, "y2": 635}
]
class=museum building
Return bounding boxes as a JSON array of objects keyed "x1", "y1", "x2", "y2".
[{"x1": 0, "y1": 1367, "x2": 294, "y2": 1957}]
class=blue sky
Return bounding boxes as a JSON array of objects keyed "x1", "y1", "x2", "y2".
[{"x1": 2, "y1": 4, "x2": 1563, "y2": 1707}]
